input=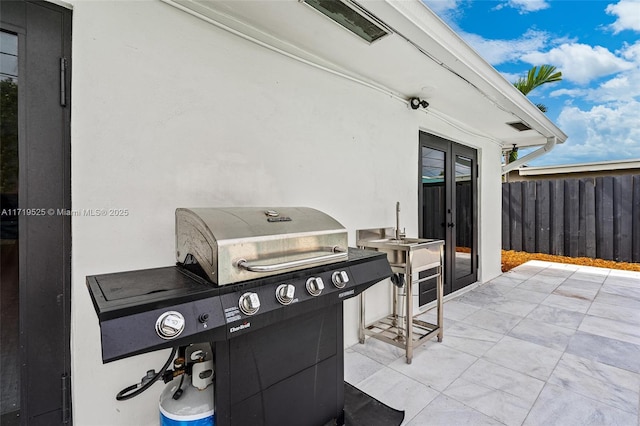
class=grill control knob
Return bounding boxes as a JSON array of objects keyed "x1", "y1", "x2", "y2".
[
  {"x1": 331, "y1": 271, "x2": 349, "y2": 288},
  {"x1": 155, "y1": 311, "x2": 185, "y2": 340},
  {"x1": 276, "y1": 284, "x2": 296, "y2": 305},
  {"x1": 239, "y1": 292, "x2": 261, "y2": 315},
  {"x1": 306, "y1": 277, "x2": 324, "y2": 297}
]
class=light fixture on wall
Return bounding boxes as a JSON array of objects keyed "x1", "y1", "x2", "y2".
[
  {"x1": 301, "y1": 0, "x2": 390, "y2": 43},
  {"x1": 409, "y1": 97, "x2": 429, "y2": 110}
]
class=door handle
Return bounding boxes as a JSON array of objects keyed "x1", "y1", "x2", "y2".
[{"x1": 447, "y1": 222, "x2": 455, "y2": 228}]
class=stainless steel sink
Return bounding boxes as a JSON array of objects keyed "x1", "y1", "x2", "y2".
[
  {"x1": 356, "y1": 228, "x2": 442, "y2": 270},
  {"x1": 363, "y1": 237, "x2": 438, "y2": 248}
]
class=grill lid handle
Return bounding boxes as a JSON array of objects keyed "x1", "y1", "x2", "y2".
[{"x1": 235, "y1": 247, "x2": 346, "y2": 273}]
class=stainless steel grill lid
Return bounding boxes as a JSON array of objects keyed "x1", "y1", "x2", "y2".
[{"x1": 176, "y1": 207, "x2": 348, "y2": 285}]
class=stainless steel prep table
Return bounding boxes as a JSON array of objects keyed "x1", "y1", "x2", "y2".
[{"x1": 357, "y1": 227, "x2": 444, "y2": 364}]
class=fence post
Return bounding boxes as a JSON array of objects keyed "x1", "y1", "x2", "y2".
[
  {"x1": 550, "y1": 180, "x2": 565, "y2": 256},
  {"x1": 502, "y1": 182, "x2": 511, "y2": 250},
  {"x1": 614, "y1": 175, "x2": 633, "y2": 262},
  {"x1": 536, "y1": 181, "x2": 550, "y2": 253},
  {"x1": 565, "y1": 180, "x2": 580, "y2": 257},
  {"x1": 595, "y1": 177, "x2": 614, "y2": 260},
  {"x1": 510, "y1": 182, "x2": 523, "y2": 252},
  {"x1": 523, "y1": 182, "x2": 536, "y2": 253},
  {"x1": 633, "y1": 176, "x2": 640, "y2": 263},
  {"x1": 584, "y1": 179, "x2": 596, "y2": 258}
]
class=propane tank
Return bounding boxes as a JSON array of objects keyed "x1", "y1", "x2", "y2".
[{"x1": 159, "y1": 347, "x2": 215, "y2": 426}]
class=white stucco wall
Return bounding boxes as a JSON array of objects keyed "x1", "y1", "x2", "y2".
[{"x1": 68, "y1": 1, "x2": 502, "y2": 424}]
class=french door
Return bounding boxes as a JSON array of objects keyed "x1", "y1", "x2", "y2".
[
  {"x1": 1, "y1": 2, "x2": 72, "y2": 425},
  {"x1": 418, "y1": 132, "x2": 477, "y2": 301}
]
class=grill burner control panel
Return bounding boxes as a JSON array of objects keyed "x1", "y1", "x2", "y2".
[
  {"x1": 87, "y1": 249, "x2": 391, "y2": 363},
  {"x1": 219, "y1": 269, "x2": 353, "y2": 329},
  {"x1": 231, "y1": 270, "x2": 347, "y2": 319}
]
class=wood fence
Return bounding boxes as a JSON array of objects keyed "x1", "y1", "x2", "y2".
[{"x1": 502, "y1": 175, "x2": 640, "y2": 263}]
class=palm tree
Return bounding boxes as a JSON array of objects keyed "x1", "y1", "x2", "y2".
[
  {"x1": 513, "y1": 64, "x2": 562, "y2": 112},
  {"x1": 507, "y1": 65, "x2": 562, "y2": 163}
]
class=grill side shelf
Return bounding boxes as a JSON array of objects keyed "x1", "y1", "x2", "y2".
[{"x1": 86, "y1": 267, "x2": 217, "y2": 322}]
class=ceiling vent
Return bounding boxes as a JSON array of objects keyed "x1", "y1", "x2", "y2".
[
  {"x1": 507, "y1": 121, "x2": 532, "y2": 132},
  {"x1": 301, "y1": 0, "x2": 390, "y2": 43}
]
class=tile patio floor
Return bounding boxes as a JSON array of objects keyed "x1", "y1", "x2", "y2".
[{"x1": 345, "y1": 260, "x2": 640, "y2": 426}]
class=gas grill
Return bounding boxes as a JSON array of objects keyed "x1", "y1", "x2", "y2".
[{"x1": 87, "y1": 207, "x2": 391, "y2": 426}]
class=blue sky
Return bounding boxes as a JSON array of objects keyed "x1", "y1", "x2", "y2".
[{"x1": 423, "y1": 0, "x2": 640, "y2": 166}]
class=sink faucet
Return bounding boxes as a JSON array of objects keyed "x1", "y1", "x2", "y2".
[{"x1": 395, "y1": 201, "x2": 406, "y2": 240}]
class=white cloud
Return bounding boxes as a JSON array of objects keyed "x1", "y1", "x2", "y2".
[
  {"x1": 548, "y1": 41, "x2": 640, "y2": 103},
  {"x1": 596, "y1": 75, "x2": 638, "y2": 100},
  {"x1": 460, "y1": 29, "x2": 549, "y2": 65},
  {"x1": 550, "y1": 88, "x2": 586, "y2": 98},
  {"x1": 606, "y1": 0, "x2": 640, "y2": 33},
  {"x1": 540, "y1": 101, "x2": 640, "y2": 164},
  {"x1": 551, "y1": 71, "x2": 640, "y2": 102},
  {"x1": 522, "y1": 43, "x2": 635, "y2": 84},
  {"x1": 500, "y1": 71, "x2": 523, "y2": 83},
  {"x1": 621, "y1": 40, "x2": 640, "y2": 62},
  {"x1": 494, "y1": 0, "x2": 550, "y2": 13},
  {"x1": 422, "y1": 0, "x2": 464, "y2": 16}
]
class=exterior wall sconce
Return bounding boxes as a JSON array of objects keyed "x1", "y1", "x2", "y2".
[{"x1": 409, "y1": 97, "x2": 429, "y2": 110}]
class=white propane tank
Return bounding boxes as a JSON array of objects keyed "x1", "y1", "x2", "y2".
[{"x1": 159, "y1": 360, "x2": 215, "y2": 426}]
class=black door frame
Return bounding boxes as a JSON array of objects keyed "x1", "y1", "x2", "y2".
[
  {"x1": 418, "y1": 131, "x2": 478, "y2": 296},
  {"x1": 1, "y1": 1, "x2": 72, "y2": 424}
]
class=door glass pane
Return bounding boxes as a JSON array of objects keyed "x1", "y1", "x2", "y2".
[
  {"x1": 1, "y1": 29, "x2": 20, "y2": 419},
  {"x1": 0, "y1": 31, "x2": 18, "y2": 80},
  {"x1": 421, "y1": 147, "x2": 445, "y2": 240},
  {"x1": 455, "y1": 155, "x2": 473, "y2": 279}
]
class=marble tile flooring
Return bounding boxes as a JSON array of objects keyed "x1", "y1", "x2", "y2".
[{"x1": 345, "y1": 261, "x2": 640, "y2": 426}]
